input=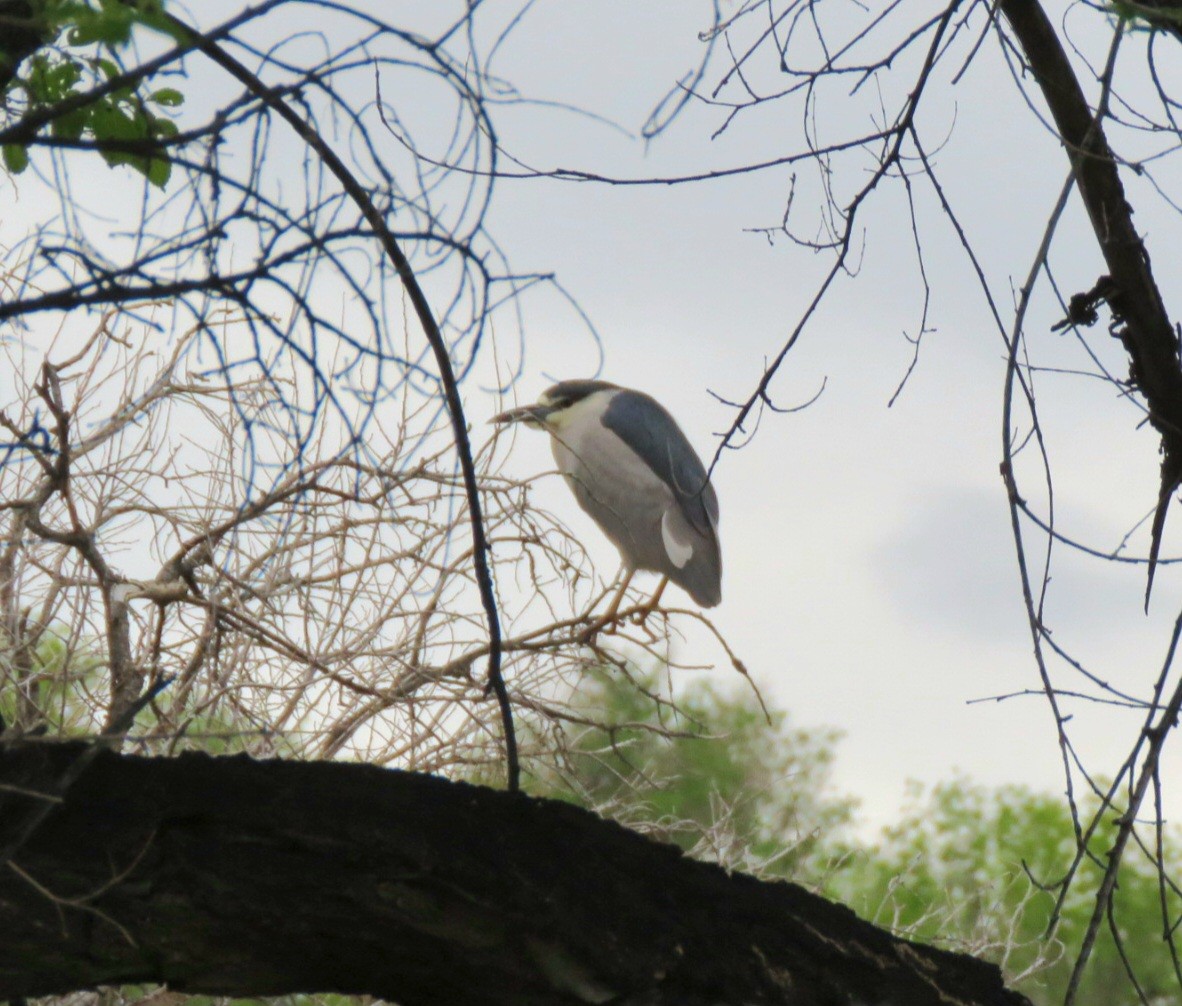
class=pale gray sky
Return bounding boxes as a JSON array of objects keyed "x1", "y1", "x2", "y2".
[
  {"x1": 3, "y1": 1, "x2": 1179, "y2": 832},
  {"x1": 461, "y1": 1, "x2": 1182, "y2": 826}
]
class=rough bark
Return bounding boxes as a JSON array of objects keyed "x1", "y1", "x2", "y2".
[{"x1": 0, "y1": 741, "x2": 1032, "y2": 1006}]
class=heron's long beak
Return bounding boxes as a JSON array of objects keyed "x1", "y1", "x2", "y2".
[{"x1": 491, "y1": 403, "x2": 554, "y2": 426}]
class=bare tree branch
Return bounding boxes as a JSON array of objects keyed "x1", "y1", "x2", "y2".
[{"x1": 998, "y1": 0, "x2": 1182, "y2": 607}]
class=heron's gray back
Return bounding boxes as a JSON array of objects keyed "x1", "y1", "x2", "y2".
[
  {"x1": 550, "y1": 390, "x2": 721, "y2": 606},
  {"x1": 601, "y1": 391, "x2": 719, "y2": 535}
]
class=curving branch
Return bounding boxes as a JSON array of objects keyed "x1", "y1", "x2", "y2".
[
  {"x1": 1, "y1": 2, "x2": 524, "y2": 790},
  {"x1": 156, "y1": 9, "x2": 517, "y2": 792}
]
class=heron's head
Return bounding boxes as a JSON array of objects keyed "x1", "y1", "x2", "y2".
[{"x1": 492, "y1": 380, "x2": 619, "y2": 432}]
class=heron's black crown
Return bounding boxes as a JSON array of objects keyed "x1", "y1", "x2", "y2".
[{"x1": 540, "y1": 379, "x2": 619, "y2": 411}]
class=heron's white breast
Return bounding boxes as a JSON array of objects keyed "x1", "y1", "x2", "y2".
[
  {"x1": 546, "y1": 389, "x2": 613, "y2": 476},
  {"x1": 547, "y1": 390, "x2": 676, "y2": 536}
]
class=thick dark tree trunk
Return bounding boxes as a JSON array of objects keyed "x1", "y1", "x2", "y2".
[{"x1": 0, "y1": 741, "x2": 1031, "y2": 1006}]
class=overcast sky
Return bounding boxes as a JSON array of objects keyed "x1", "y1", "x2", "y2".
[
  {"x1": 5, "y1": 1, "x2": 1181, "y2": 832},
  {"x1": 442, "y1": 1, "x2": 1182, "y2": 828}
]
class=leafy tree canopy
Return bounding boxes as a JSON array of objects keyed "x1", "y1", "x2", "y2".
[
  {"x1": 545, "y1": 669, "x2": 1182, "y2": 1006},
  {"x1": 2, "y1": 0, "x2": 181, "y2": 185}
]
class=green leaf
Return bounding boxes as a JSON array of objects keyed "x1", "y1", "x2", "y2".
[
  {"x1": 5, "y1": 7, "x2": 183, "y2": 191},
  {"x1": 90, "y1": 102, "x2": 143, "y2": 170},
  {"x1": 88, "y1": 100, "x2": 176, "y2": 187},
  {"x1": 50, "y1": 107, "x2": 90, "y2": 141},
  {"x1": 144, "y1": 155, "x2": 170, "y2": 188},
  {"x1": 90, "y1": 101, "x2": 141, "y2": 143},
  {"x1": 68, "y1": 17, "x2": 132, "y2": 48},
  {"x1": 151, "y1": 87, "x2": 183, "y2": 107},
  {"x1": 2, "y1": 144, "x2": 29, "y2": 174}
]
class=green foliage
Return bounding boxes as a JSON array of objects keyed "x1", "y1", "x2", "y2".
[
  {"x1": 136, "y1": 693, "x2": 282, "y2": 757},
  {"x1": 1111, "y1": 2, "x2": 1182, "y2": 34},
  {"x1": 0, "y1": 627, "x2": 103, "y2": 735},
  {"x1": 547, "y1": 670, "x2": 1182, "y2": 1005},
  {"x1": 63, "y1": 0, "x2": 168, "y2": 47},
  {"x1": 2, "y1": 0, "x2": 183, "y2": 188},
  {"x1": 115, "y1": 992, "x2": 274, "y2": 1006},
  {"x1": 3, "y1": 142, "x2": 29, "y2": 173},
  {"x1": 826, "y1": 777, "x2": 1182, "y2": 1006},
  {"x1": 537, "y1": 668, "x2": 854, "y2": 876},
  {"x1": 0, "y1": 626, "x2": 270, "y2": 754}
]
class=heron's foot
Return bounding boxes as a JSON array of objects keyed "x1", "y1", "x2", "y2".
[
  {"x1": 602, "y1": 614, "x2": 626, "y2": 635},
  {"x1": 628, "y1": 577, "x2": 669, "y2": 628},
  {"x1": 578, "y1": 610, "x2": 624, "y2": 645},
  {"x1": 578, "y1": 573, "x2": 634, "y2": 644}
]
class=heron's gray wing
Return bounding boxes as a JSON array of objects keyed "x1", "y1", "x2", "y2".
[{"x1": 601, "y1": 391, "x2": 717, "y2": 537}]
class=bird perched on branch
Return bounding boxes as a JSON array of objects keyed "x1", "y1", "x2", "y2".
[{"x1": 493, "y1": 379, "x2": 721, "y2": 622}]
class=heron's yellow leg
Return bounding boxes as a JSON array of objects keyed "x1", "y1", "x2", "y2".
[
  {"x1": 579, "y1": 569, "x2": 635, "y2": 643},
  {"x1": 627, "y1": 575, "x2": 668, "y2": 627},
  {"x1": 601, "y1": 568, "x2": 635, "y2": 626},
  {"x1": 644, "y1": 576, "x2": 668, "y2": 612}
]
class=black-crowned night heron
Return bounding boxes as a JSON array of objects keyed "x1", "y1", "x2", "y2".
[{"x1": 493, "y1": 379, "x2": 721, "y2": 620}]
